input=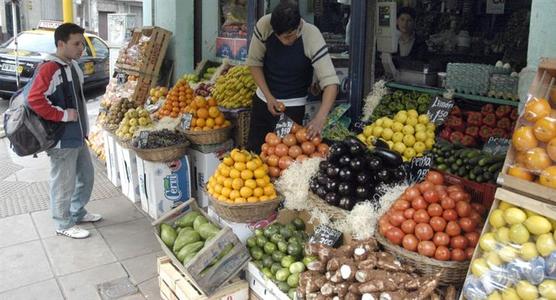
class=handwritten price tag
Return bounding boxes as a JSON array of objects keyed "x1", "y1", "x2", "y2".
[
  {"x1": 427, "y1": 96, "x2": 454, "y2": 125},
  {"x1": 406, "y1": 154, "x2": 433, "y2": 184},
  {"x1": 483, "y1": 137, "x2": 510, "y2": 156},
  {"x1": 181, "y1": 113, "x2": 193, "y2": 130},
  {"x1": 309, "y1": 224, "x2": 342, "y2": 247},
  {"x1": 275, "y1": 114, "x2": 294, "y2": 138}
]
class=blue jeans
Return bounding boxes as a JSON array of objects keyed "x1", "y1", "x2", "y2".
[{"x1": 46, "y1": 145, "x2": 95, "y2": 230}]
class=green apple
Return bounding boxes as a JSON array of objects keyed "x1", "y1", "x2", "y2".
[{"x1": 480, "y1": 232, "x2": 498, "y2": 252}]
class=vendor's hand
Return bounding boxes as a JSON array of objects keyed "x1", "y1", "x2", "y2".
[
  {"x1": 266, "y1": 97, "x2": 284, "y2": 116},
  {"x1": 306, "y1": 115, "x2": 326, "y2": 139}
]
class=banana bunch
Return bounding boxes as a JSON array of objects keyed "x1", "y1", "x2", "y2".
[{"x1": 212, "y1": 65, "x2": 256, "y2": 109}]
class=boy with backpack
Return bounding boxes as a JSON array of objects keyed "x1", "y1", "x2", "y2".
[{"x1": 26, "y1": 23, "x2": 102, "y2": 239}]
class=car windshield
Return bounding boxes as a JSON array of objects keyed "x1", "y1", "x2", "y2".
[{"x1": 4, "y1": 32, "x2": 56, "y2": 53}]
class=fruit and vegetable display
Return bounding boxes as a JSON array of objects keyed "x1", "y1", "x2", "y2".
[
  {"x1": 309, "y1": 137, "x2": 406, "y2": 211},
  {"x1": 379, "y1": 171, "x2": 486, "y2": 261},
  {"x1": 432, "y1": 141, "x2": 505, "y2": 184},
  {"x1": 148, "y1": 86, "x2": 169, "y2": 103},
  {"x1": 194, "y1": 82, "x2": 214, "y2": 97},
  {"x1": 441, "y1": 104, "x2": 518, "y2": 147},
  {"x1": 212, "y1": 65, "x2": 256, "y2": 109},
  {"x1": 358, "y1": 110, "x2": 436, "y2": 161},
  {"x1": 102, "y1": 98, "x2": 137, "y2": 131},
  {"x1": 247, "y1": 218, "x2": 310, "y2": 299},
  {"x1": 159, "y1": 210, "x2": 222, "y2": 265},
  {"x1": 115, "y1": 107, "x2": 154, "y2": 141},
  {"x1": 368, "y1": 90, "x2": 432, "y2": 122},
  {"x1": 506, "y1": 96, "x2": 556, "y2": 189},
  {"x1": 207, "y1": 149, "x2": 278, "y2": 203},
  {"x1": 131, "y1": 129, "x2": 188, "y2": 149},
  {"x1": 297, "y1": 239, "x2": 446, "y2": 300},
  {"x1": 184, "y1": 96, "x2": 232, "y2": 131},
  {"x1": 157, "y1": 79, "x2": 195, "y2": 118},
  {"x1": 463, "y1": 199, "x2": 556, "y2": 300},
  {"x1": 182, "y1": 73, "x2": 198, "y2": 84},
  {"x1": 260, "y1": 124, "x2": 329, "y2": 178}
]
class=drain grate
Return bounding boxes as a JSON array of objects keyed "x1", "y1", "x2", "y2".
[
  {"x1": 0, "y1": 160, "x2": 24, "y2": 181},
  {"x1": 97, "y1": 277, "x2": 139, "y2": 300}
]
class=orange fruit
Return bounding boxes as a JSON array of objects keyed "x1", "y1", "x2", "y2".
[
  {"x1": 215, "y1": 116, "x2": 225, "y2": 125},
  {"x1": 214, "y1": 184, "x2": 223, "y2": 194},
  {"x1": 189, "y1": 102, "x2": 198, "y2": 111},
  {"x1": 533, "y1": 116, "x2": 556, "y2": 142},
  {"x1": 525, "y1": 147, "x2": 552, "y2": 172},
  {"x1": 240, "y1": 186, "x2": 253, "y2": 198},
  {"x1": 207, "y1": 97, "x2": 217, "y2": 106},
  {"x1": 221, "y1": 187, "x2": 231, "y2": 198},
  {"x1": 539, "y1": 166, "x2": 556, "y2": 188},
  {"x1": 208, "y1": 106, "x2": 220, "y2": 118},
  {"x1": 229, "y1": 169, "x2": 240, "y2": 179},
  {"x1": 547, "y1": 137, "x2": 556, "y2": 162},
  {"x1": 197, "y1": 108, "x2": 209, "y2": 119},
  {"x1": 245, "y1": 179, "x2": 257, "y2": 189},
  {"x1": 524, "y1": 97, "x2": 551, "y2": 122},
  {"x1": 256, "y1": 178, "x2": 266, "y2": 187},
  {"x1": 195, "y1": 96, "x2": 207, "y2": 108},
  {"x1": 206, "y1": 118, "x2": 215, "y2": 127},
  {"x1": 170, "y1": 111, "x2": 179, "y2": 118},
  {"x1": 202, "y1": 126, "x2": 212, "y2": 131},
  {"x1": 229, "y1": 190, "x2": 240, "y2": 200},
  {"x1": 253, "y1": 187, "x2": 264, "y2": 197},
  {"x1": 515, "y1": 151, "x2": 528, "y2": 166},
  {"x1": 223, "y1": 156, "x2": 234, "y2": 166},
  {"x1": 223, "y1": 120, "x2": 232, "y2": 128},
  {"x1": 241, "y1": 169, "x2": 254, "y2": 180},
  {"x1": 234, "y1": 162, "x2": 246, "y2": 171},
  {"x1": 196, "y1": 118, "x2": 206, "y2": 127},
  {"x1": 512, "y1": 126, "x2": 538, "y2": 152}
]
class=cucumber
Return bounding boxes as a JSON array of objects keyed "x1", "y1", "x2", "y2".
[
  {"x1": 479, "y1": 154, "x2": 506, "y2": 166},
  {"x1": 437, "y1": 164, "x2": 448, "y2": 171},
  {"x1": 469, "y1": 173, "x2": 477, "y2": 181},
  {"x1": 457, "y1": 167, "x2": 466, "y2": 177},
  {"x1": 436, "y1": 157, "x2": 445, "y2": 164},
  {"x1": 467, "y1": 150, "x2": 481, "y2": 159},
  {"x1": 471, "y1": 166, "x2": 483, "y2": 176},
  {"x1": 456, "y1": 159, "x2": 463, "y2": 166},
  {"x1": 483, "y1": 172, "x2": 493, "y2": 181},
  {"x1": 478, "y1": 156, "x2": 492, "y2": 167},
  {"x1": 487, "y1": 162, "x2": 504, "y2": 173},
  {"x1": 476, "y1": 175, "x2": 485, "y2": 183},
  {"x1": 459, "y1": 149, "x2": 472, "y2": 158},
  {"x1": 468, "y1": 155, "x2": 483, "y2": 165}
]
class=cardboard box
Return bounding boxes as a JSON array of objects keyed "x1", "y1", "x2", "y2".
[
  {"x1": 103, "y1": 131, "x2": 121, "y2": 187},
  {"x1": 233, "y1": 38, "x2": 248, "y2": 61},
  {"x1": 136, "y1": 156, "x2": 192, "y2": 219},
  {"x1": 207, "y1": 206, "x2": 276, "y2": 243},
  {"x1": 116, "y1": 144, "x2": 141, "y2": 203}
]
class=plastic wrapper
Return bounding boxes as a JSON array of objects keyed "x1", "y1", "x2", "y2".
[
  {"x1": 463, "y1": 197, "x2": 556, "y2": 299},
  {"x1": 117, "y1": 34, "x2": 151, "y2": 68}
]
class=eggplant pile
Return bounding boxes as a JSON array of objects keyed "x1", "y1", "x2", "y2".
[{"x1": 310, "y1": 137, "x2": 406, "y2": 211}]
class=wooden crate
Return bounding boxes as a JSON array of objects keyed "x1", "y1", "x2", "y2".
[
  {"x1": 116, "y1": 26, "x2": 171, "y2": 76},
  {"x1": 498, "y1": 58, "x2": 556, "y2": 204},
  {"x1": 221, "y1": 109, "x2": 251, "y2": 149},
  {"x1": 152, "y1": 199, "x2": 251, "y2": 296},
  {"x1": 157, "y1": 256, "x2": 248, "y2": 300}
]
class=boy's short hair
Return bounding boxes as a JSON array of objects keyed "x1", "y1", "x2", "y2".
[
  {"x1": 54, "y1": 23, "x2": 85, "y2": 48},
  {"x1": 270, "y1": 1, "x2": 301, "y2": 35},
  {"x1": 397, "y1": 6, "x2": 416, "y2": 20}
]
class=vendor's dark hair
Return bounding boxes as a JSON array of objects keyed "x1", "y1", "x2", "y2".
[
  {"x1": 271, "y1": 1, "x2": 301, "y2": 35},
  {"x1": 397, "y1": 6, "x2": 416, "y2": 20},
  {"x1": 54, "y1": 23, "x2": 85, "y2": 48}
]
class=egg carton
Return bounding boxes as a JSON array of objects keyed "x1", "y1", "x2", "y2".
[{"x1": 446, "y1": 63, "x2": 494, "y2": 95}]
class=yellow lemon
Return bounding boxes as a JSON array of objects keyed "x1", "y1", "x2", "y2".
[
  {"x1": 235, "y1": 197, "x2": 247, "y2": 203},
  {"x1": 223, "y1": 156, "x2": 234, "y2": 166},
  {"x1": 240, "y1": 186, "x2": 253, "y2": 198},
  {"x1": 241, "y1": 169, "x2": 254, "y2": 180},
  {"x1": 232, "y1": 178, "x2": 244, "y2": 190},
  {"x1": 246, "y1": 160, "x2": 258, "y2": 171},
  {"x1": 229, "y1": 190, "x2": 240, "y2": 200},
  {"x1": 263, "y1": 185, "x2": 275, "y2": 196},
  {"x1": 214, "y1": 184, "x2": 223, "y2": 194},
  {"x1": 253, "y1": 187, "x2": 264, "y2": 197},
  {"x1": 234, "y1": 162, "x2": 246, "y2": 171},
  {"x1": 216, "y1": 175, "x2": 225, "y2": 185},
  {"x1": 247, "y1": 196, "x2": 259, "y2": 203},
  {"x1": 221, "y1": 187, "x2": 231, "y2": 198},
  {"x1": 254, "y1": 167, "x2": 266, "y2": 179},
  {"x1": 229, "y1": 169, "x2": 240, "y2": 179},
  {"x1": 223, "y1": 178, "x2": 233, "y2": 189},
  {"x1": 219, "y1": 165, "x2": 231, "y2": 177}
]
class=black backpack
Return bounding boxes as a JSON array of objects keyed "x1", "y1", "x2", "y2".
[{"x1": 3, "y1": 62, "x2": 70, "y2": 156}]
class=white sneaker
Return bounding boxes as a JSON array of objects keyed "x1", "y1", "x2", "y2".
[
  {"x1": 56, "y1": 226, "x2": 90, "y2": 239},
  {"x1": 80, "y1": 213, "x2": 102, "y2": 223}
]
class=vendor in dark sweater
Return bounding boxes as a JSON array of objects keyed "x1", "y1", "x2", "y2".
[
  {"x1": 245, "y1": 1, "x2": 339, "y2": 152},
  {"x1": 393, "y1": 7, "x2": 428, "y2": 66}
]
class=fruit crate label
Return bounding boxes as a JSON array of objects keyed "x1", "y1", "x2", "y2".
[
  {"x1": 406, "y1": 154, "x2": 433, "y2": 184},
  {"x1": 275, "y1": 114, "x2": 294, "y2": 138},
  {"x1": 427, "y1": 96, "x2": 454, "y2": 125},
  {"x1": 309, "y1": 224, "x2": 342, "y2": 247},
  {"x1": 181, "y1": 113, "x2": 193, "y2": 130},
  {"x1": 138, "y1": 131, "x2": 150, "y2": 148},
  {"x1": 482, "y1": 137, "x2": 510, "y2": 156}
]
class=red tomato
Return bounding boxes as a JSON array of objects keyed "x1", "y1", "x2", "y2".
[
  {"x1": 301, "y1": 141, "x2": 316, "y2": 155},
  {"x1": 465, "y1": 232, "x2": 480, "y2": 247},
  {"x1": 415, "y1": 223, "x2": 434, "y2": 241},
  {"x1": 411, "y1": 197, "x2": 428, "y2": 210},
  {"x1": 451, "y1": 248, "x2": 466, "y2": 261},
  {"x1": 392, "y1": 199, "x2": 410, "y2": 211},
  {"x1": 278, "y1": 156, "x2": 294, "y2": 170},
  {"x1": 447, "y1": 185, "x2": 464, "y2": 194},
  {"x1": 434, "y1": 246, "x2": 451, "y2": 261},
  {"x1": 288, "y1": 145, "x2": 302, "y2": 158},
  {"x1": 442, "y1": 209, "x2": 458, "y2": 221},
  {"x1": 423, "y1": 190, "x2": 440, "y2": 203},
  {"x1": 450, "y1": 235, "x2": 469, "y2": 250},
  {"x1": 403, "y1": 208, "x2": 415, "y2": 220},
  {"x1": 471, "y1": 203, "x2": 486, "y2": 215},
  {"x1": 385, "y1": 227, "x2": 404, "y2": 245},
  {"x1": 440, "y1": 196, "x2": 456, "y2": 210},
  {"x1": 401, "y1": 219, "x2": 417, "y2": 234},
  {"x1": 413, "y1": 209, "x2": 431, "y2": 223},
  {"x1": 450, "y1": 191, "x2": 467, "y2": 202},
  {"x1": 402, "y1": 234, "x2": 419, "y2": 252},
  {"x1": 418, "y1": 181, "x2": 435, "y2": 194},
  {"x1": 430, "y1": 216, "x2": 447, "y2": 232},
  {"x1": 405, "y1": 187, "x2": 421, "y2": 200},
  {"x1": 432, "y1": 232, "x2": 450, "y2": 246},
  {"x1": 389, "y1": 211, "x2": 406, "y2": 227},
  {"x1": 459, "y1": 217, "x2": 477, "y2": 233},
  {"x1": 465, "y1": 247, "x2": 475, "y2": 259},
  {"x1": 446, "y1": 221, "x2": 462, "y2": 237},
  {"x1": 417, "y1": 241, "x2": 436, "y2": 257},
  {"x1": 456, "y1": 201, "x2": 471, "y2": 217},
  {"x1": 426, "y1": 171, "x2": 444, "y2": 185},
  {"x1": 427, "y1": 203, "x2": 443, "y2": 217},
  {"x1": 282, "y1": 134, "x2": 297, "y2": 147}
]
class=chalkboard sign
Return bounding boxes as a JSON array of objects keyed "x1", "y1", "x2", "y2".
[
  {"x1": 309, "y1": 224, "x2": 342, "y2": 247},
  {"x1": 427, "y1": 96, "x2": 454, "y2": 125},
  {"x1": 406, "y1": 154, "x2": 433, "y2": 184},
  {"x1": 138, "y1": 131, "x2": 150, "y2": 148},
  {"x1": 483, "y1": 137, "x2": 510, "y2": 156},
  {"x1": 181, "y1": 113, "x2": 193, "y2": 130},
  {"x1": 275, "y1": 114, "x2": 294, "y2": 138}
]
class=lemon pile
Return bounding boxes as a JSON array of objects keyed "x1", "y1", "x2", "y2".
[
  {"x1": 207, "y1": 149, "x2": 277, "y2": 204},
  {"x1": 358, "y1": 109, "x2": 436, "y2": 161}
]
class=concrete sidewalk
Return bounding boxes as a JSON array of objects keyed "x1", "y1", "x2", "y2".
[{"x1": 0, "y1": 138, "x2": 164, "y2": 300}]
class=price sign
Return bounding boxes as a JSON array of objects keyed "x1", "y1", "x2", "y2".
[
  {"x1": 138, "y1": 131, "x2": 150, "y2": 148},
  {"x1": 427, "y1": 96, "x2": 454, "y2": 125},
  {"x1": 181, "y1": 113, "x2": 193, "y2": 130},
  {"x1": 116, "y1": 73, "x2": 127, "y2": 85},
  {"x1": 483, "y1": 137, "x2": 510, "y2": 156},
  {"x1": 309, "y1": 224, "x2": 342, "y2": 247},
  {"x1": 275, "y1": 114, "x2": 294, "y2": 138},
  {"x1": 406, "y1": 154, "x2": 433, "y2": 184}
]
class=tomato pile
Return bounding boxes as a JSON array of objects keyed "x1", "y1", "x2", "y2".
[
  {"x1": 260, "y1": 124, "x2": 329, "y2": 178},
  {"x1": 379, "y1": 171, "x2": 487, "y2": 261}
]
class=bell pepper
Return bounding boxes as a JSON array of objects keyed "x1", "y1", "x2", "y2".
[
  {"x1": 440, "y1": 127, "x2": 452, "y2": 141},
  {"x1": 510, "y1": 108, "x2": 519, "y2": 121},
  {"x1": 491, "y1": 128, "x2": 507, "y2": 138},
  {"x1": 482, "y1": 113, "x2": 497, "y2": 127},
  {"x1": 481, "y1": 104, "x2": 495, "y2": 115},
  {"x1": 467, "y1": 112, "x2": 483, "y2": 126},
  {"x1": 495, "y1": 105, "x2": 512, "y2": 118},
  {"x1": 497, "y1": 117, "x2": 512, "y2": 130},
  {"x1": 450, "y1": 105, "x2": 462, "y2": 116},
  {"x1": 479, "y1": 126, "x2": 493, "y2": 142},
  {"x1": 446, "y1": 116, "x2": 465, "y2": 132},
  {"x1": 461, "y1": 135, "x2": 477, "y2": 147},
  {"x1": 450, "y1": 131, "x2": 465, "y2": 144},
  {"x1": 465, "y1": 126, "x2": 479, "y2": 138}
]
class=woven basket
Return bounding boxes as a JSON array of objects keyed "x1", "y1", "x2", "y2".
[
  {"x1": 307, "y1": 191, "x2": 348, "y2": 220},
  {"x1": 132, "y1": 141, "x2": 190, "y2": 162},
  {"x1": 207, "y1": 191, "x2": 282, "y2": 223},
  {"x1": 185, "y1": 126, "x2": 233, "y2": 145},
  {"x1": 375, "y1": 232, "x2": 469, "y2": 286}
]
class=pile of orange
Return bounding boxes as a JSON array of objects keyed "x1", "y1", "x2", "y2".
[
  {"x1": 157, "y1": 79, "x2": 194, "y2": 118},
  {"x1": 509, "y1": 97, "x2": 556, "y2": 188},
  {"x1": 186, "y1": 96, "x2": 232, "y2": 131}
]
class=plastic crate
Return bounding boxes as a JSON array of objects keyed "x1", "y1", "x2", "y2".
[{"x1": 435, "y1": 169, "x2": 497, "y2": 208}]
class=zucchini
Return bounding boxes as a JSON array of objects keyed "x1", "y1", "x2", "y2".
[
  {"x1": 479, "y1": 154, "x2": 506, "y2": 166},
  {"x1": 487, "y1": 162, "x2": 504, "y2": 173},
  {"x1": 467, "y1": 150, "x2": 481, "y2": 159}
]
